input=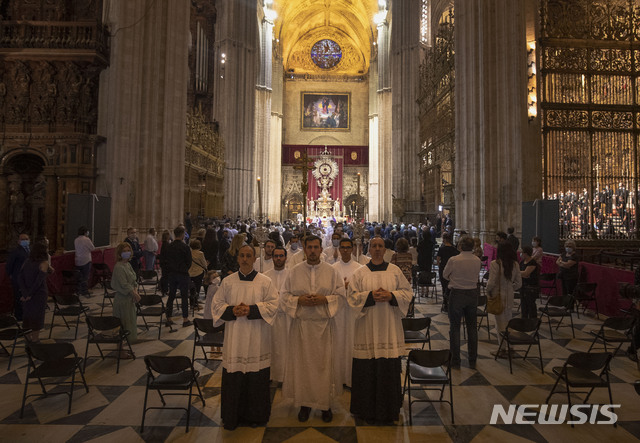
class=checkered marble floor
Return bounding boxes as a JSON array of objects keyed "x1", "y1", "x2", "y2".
[{"x1": 1, "y1": 286, "x2": 639, "y2": 443}]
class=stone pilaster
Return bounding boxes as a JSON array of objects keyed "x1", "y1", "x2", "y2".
[
  {"x1": 390, "y1": 0, "x2": 422, "y2": 218},
  {"x1": 376, "y1": 18, "x2": 393, "y2": 223},
  {"x1": 454, "y1": 0, "x2": 537, "y2": 241},
  {"x1": 98, "y1": 0, "x2": 190, "y2": 243},
  {"x1": 213, "y1": 0, "x2": 259, "y2": 218}
]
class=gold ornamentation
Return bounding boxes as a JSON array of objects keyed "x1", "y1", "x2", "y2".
[{"x1": 351, "y1": 151, "x2": 357, "y2": 160}]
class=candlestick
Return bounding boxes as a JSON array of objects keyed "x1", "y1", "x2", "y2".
[{"x1": 257, "y1": 177, "x2": 263, "y2": 220}]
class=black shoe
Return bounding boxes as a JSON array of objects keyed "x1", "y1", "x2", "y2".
[
  {"x1": 468, "y1": 361, "x2": 477, "y2": 370},
  {"x1": 165, "y1": 320, "x2": 174, "y2": 327},
  {"x1": 322, "y1": 409, "x2": 333, "y2": 423},
  {"x1": 298, "y1": 406, "x2": 311, "y2": 422},
  {"x1": 182, "y1": 320, "x2": 193, "y2": 327},
  {"x1": 627, "y1": 348, "x2": 638, "y2": 362}
]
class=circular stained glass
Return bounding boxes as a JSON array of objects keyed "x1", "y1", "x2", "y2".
[{"x1": 310, "y1": 39, "x2": 342, "y2": 69}]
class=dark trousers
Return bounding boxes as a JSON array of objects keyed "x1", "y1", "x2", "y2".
[
  {"x1": 167, "y1": 273, "x2": 190, "y2": 319},
  {"x1": 190, "y1": 273, "x2": 204, "y2": 306},
  {"x1": 448, "y1": 287, "x2": 479, "y2": 365},
  {"x1": 76, "y1": 262, "x2": 91, "y2": 295},
  {"x1": 521, "y1": 286, "x2": 538, "y2": 319},
  {"x1": 11, "y1": 278, "x2": 23, "y2": 321}
]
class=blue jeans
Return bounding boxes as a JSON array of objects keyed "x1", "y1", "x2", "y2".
[
  {"x1": 76, "y1": 262, "x2": 92, "y2": 295},
  {"x1": 167, "y1": 273, "x2": 190, "y2": 319},
  {"x1": 143, "y1": 251, "x2": 156, "y2": 271},
  {"x1": 448, "y1": 288, "x2": 479, "y2": 365}
]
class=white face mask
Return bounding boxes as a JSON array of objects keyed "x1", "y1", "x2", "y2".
[
  {"x1": 565, "y1": 247, "x2": 573, "y2": 254},
  {"x1": 332, "y1": 239, "x2": 340, "y2": 247},
  {"x1": 291, "y1": 242, "x2": 299, "y2": 250},
  {"x1": 532, "y1": 241, "x2": 538, "y2": 247}
]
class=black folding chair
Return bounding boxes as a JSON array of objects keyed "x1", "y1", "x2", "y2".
[
  {"x1": 0, "y1": 314, "x2": 30, "y2": 370},
  {"x1": 538, "y1": 294, "x2": 575, "y2": 339},
  {"x1": 539, "y1": 273, "x2": 558, "y2": 301},
  {"x1": 546, "y1": 352, "x2": 614, "y2": 427},
  {"x1": 476, "y1": 295, "x2": 491, "y2": 340},
  {"x1": 573, "y1": 282, "x2": 599, "y2": 319},
  {"x1": 495, "y1": 318, "x2": 544, "y2": 374},
  {"x1": 100, "y1": 280, "x2": 116, "y2": 315},
  {"x1": 137, "y1": 294, "x2": 168, "y2": 339},
  {"x1": 402, "y1": 317, "x2": 431, "y2": 350},
  {"x1": 141, "y1": 355, "x2": 205, "y2": 432},
  {"x1": 404, "y1": 349, "x2": 454, "y2": 425},
  {"x1": 91, "y1": 263, "x2": 112, "y2": 289},
  {"x1": 61, "y1": 269, "x2": 82, "y2": 294},
  {"x1": 416, "y1": 271, "x2": 438, "y2": 303},
  {"x1": 49, "y1": 292, "x2": 90, "y2": 339},
  {"x1": 587, "y1": 316, "x2": 635, "y2": 357},
  {"x1": 138, "y1": 270, "x2": 159, "y2": 296},
  {"x1": 84, "y1": 315, "x2": 135, "y2": 373},
  {"x1": 20, "y1": 342, "x2": 89, "y2": 417},
  {"x1": 192, "y1": 318, "x2": 225, "y2": 363}
]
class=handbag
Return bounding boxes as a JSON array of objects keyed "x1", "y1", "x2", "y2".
[{"x1": 487, "y1": 261, "x2": 504, "y2": 315}]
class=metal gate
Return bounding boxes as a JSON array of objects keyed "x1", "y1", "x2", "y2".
[{"x1": 540, "y1": 0, "x2": 640, "y2": 239}]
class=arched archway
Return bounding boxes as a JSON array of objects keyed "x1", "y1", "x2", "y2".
[{"x1": 3, "y1": 153, "x2": 46, "y2": 247}]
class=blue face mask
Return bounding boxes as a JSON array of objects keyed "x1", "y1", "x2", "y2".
[
  {"x1": 121, "y1": 251, "x2": 132, "y2": 260},
  {"x1": 291, "y1": 242, "x2": 299, "y2": 250},
  {"x1": 20, "y1": 240, "x2": 30, "y2": 248},
  {"x1": 565, "y1": 247, "x2": 573, "y2": 254},
  {"x1": 332, "y1": 239, "x2": 340, "y2": 247}
]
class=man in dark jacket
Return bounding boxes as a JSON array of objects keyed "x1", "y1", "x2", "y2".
[{"x1": 164, "y1": 226, "x2": 193, "y2": 327}]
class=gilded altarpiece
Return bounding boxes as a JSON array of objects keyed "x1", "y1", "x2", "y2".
[
  {"x1": 0, "y1": 0, "x2": 109, "y2": 252},
  {"x1": 184, "y1": 109, "x2": 225, "y2": 217},
  {"x1": 418, "y1": 14, "x2": 455, "y2": 217},
  {"x1": 540, "y1": 0, "x2": 640, "y2": 240}
]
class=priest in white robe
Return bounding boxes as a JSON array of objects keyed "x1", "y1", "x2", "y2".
[
  {"x1": 254, "y1": 239, "x2": 276, "y2": 273},
  {"x1": 281, "y1": 235, "x2": 343, "y2": 423},
  {"x1": 348, "y1": 236, "x2": 413, "y2": 424},
  {"x1": 331, "y1": 237, "x2": 362, "y2": 387},
  {"x1": 264, "y1": 246, "x2": 291, "y2": 384},
  {"x1": 212, "y1": 244, "x2": 278, "y2": 430},
  {"x1": 323, "y1": 232, "x2": 343, "y2": 265}
]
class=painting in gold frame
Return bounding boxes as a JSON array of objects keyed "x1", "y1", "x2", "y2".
[{"x1": 301, "y1": 92, "x2": 350, "y2": 131}]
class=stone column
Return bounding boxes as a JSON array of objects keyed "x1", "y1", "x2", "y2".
[
  {"x1": 377, "y1": 17, "x2": 393, "y2": 222},
  {"x1": 0, "y1": 175, "x2": 8, "y2": 248},
  {"x1": 98, "y1": 0, "x2": 190, "y2": 243},
  {"x1": 43, "y1": 166, "x2": 59, "y2": 250},
  {"x1": 213, "y1": 0, "x2": 259, "y2": 218},
  {"x1": 390, "y1": 0, "x2": 422, "y2": 218},
  {"x1": 454, "y1": 0, "x2": 539, "y2": 241}
]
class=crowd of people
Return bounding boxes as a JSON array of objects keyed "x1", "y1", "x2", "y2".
[{"x1": 4, "y1": 212, "x2": 640, "y2": 431}]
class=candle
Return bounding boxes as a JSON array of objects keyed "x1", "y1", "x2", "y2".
[{"x1": 257, "y1": 177, "x2": 263, "y2": 218}]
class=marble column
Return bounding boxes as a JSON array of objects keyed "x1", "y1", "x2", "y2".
[
  {"x1": 98, "y1": 0, "x2": 190, "y2": 243},
  {"x1": 390, "y1": 0, "x2": 422, "y2": 218},
  {"x1": 213, "y1": 0, "x2": 259, "y2": 218},
  {"x1": 454, "y1": 0, "x2": 540, "y2": 241}
]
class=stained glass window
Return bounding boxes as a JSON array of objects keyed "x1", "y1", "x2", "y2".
[{"x1": 310, "y1": 39, "x2": 342, "y2": 69}]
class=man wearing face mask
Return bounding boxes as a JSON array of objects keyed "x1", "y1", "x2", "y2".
[
  {"x1": 6, "y1": 233, "x2": 31, "y2": 320},
  {"x1": 124, "y1": 227, "x2": 143, "y2": 274},
  {"x1": 74, "y1": 227, "x2": 95, "y2": 297},
  {"x1": 324, "y1": 233, "x2": 343, "y2": 265},
  {"x1": 286, "y1": 233, "x2": 304, "y2": 268}
]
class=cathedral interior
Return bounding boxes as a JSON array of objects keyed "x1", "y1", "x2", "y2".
[{"x1": 1, "y1": 0, "x2": 640, "y2": 442}]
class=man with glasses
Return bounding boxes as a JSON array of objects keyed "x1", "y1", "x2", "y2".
[{"x1": 332, "y1": 238, "x2": 362, "y2": 387}]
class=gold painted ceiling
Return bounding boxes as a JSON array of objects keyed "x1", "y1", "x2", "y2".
[{"x1": 273, "y1": 0, "x2": 381, "y2": 76}]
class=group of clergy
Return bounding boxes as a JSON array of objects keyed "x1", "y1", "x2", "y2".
[{"x1": 211, "y1": 235, "x2": 413, "y2": 431}]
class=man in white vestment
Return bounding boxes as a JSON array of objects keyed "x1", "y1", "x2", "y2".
[
  {"x1": 254, "y1": 239, "x2": 276, "y2": 273},
  {"x1": 282, "y1": 235, "x2": 342, "y2": 423},
  {"x1": 286, "y1": 233, "x2": 303, "y2": 268},
  {"x1": 331, "y1": 237, "x2": 362, "y2": 387},
  {"x1": 348, "y1": 237, "x2": 413, "y2": 424},
  {"x1": 264, "y1": 246, "x2": 290, "y2": 384},
  {"x1": 324, "y1": 232, "x2": 342, "y2": 265},
  {"x1": 212, "y1": 244, "x2": 278, "y2": 430}
]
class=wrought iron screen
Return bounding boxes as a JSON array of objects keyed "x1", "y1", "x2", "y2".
[
  {"x1": 540, "y1": 0, "x2": 640, "y2": 239},
  {"x1": 418, "y1": 11, "x2": 455, "y2": 214}
]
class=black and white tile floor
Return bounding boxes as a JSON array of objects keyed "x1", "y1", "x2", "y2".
[{"x1": 1, "y1": 287, "x2": 639, "y2": 443}]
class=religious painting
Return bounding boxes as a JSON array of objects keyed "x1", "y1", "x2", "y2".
[{"x1": 301, "y1": 92, "x2": 350, "y2": 131}]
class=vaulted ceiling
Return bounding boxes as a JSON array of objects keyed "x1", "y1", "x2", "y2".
[{"x1": 272, "y1": 0, "x2": 382, "y2": 76}]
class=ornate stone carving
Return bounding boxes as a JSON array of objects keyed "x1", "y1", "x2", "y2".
[{"x1": 285, "y1": 31, "x2": 366, "y2": 76}]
